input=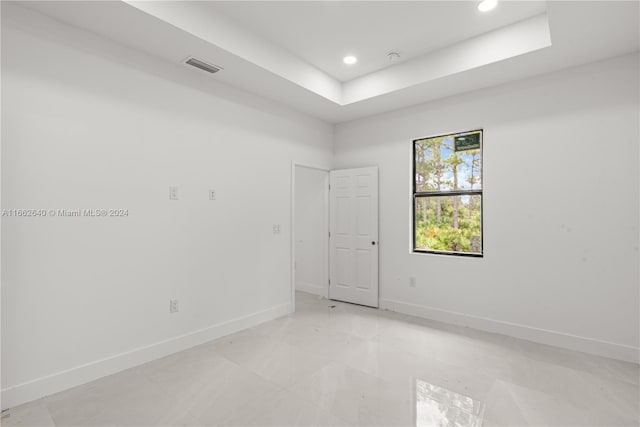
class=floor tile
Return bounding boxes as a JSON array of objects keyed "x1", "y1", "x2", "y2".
[
  {"x1": 138, "y1": 346, "x2": 281, "y2": 426},
  {"x1": 1, "y1": 400, "x2": 55, "y2": 427},
  {"x1": 220, "y1": 389, "x2": 347, "y2": 426},
  {"x1": 485, "y1": 379, "x2": 638, "y2": 426},
  {"x1": 45, "y1": 368, "x2": 199, "y2": 426},
  {"x1": 212, "y1": 331, "x2": 332, "y2": 387},
  {"x1": 287, "y1": 361, "x2": 414, "y2": 426},
  {"x1": 415, "y1": 379, "x2": 486, "y2": 427},
  {"x1": 5, "y1": 290, "x2": 639, "y2": 427}
]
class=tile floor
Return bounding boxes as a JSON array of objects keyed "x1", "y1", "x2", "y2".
[{"x1": 3, "y1": 291, "x2": 639, "y2": 426}]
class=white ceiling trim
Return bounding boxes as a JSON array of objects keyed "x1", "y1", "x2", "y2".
[
  {"x1": 124, "y1": 1, "x2": 551, "y2": 108},
  {"x1": 15, "y1": 1, "x2": 640, "y2": 124},
  {"x1": 125, "y1": 0, "x2": 342, "y2": 104},
  {"x1": 343, "y1": 13, "x2": 551, "y2": 104}
]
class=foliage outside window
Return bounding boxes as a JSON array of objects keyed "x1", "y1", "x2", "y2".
[{"x1": 413, "y1": 130, "x2": 483, "y2": 256}]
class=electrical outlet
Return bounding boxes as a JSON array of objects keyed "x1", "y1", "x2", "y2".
[
  {"x1": 209, "y1": 189, "x2": 216, "y2": 200},
  {"x1": 273, "y1": 224, "x2": 281, "y2": 234},
  {"x1": 170, "y1": 299, "x2": 179, "y2": 313},
  {"x1": 409, "y1": 277, "x2": 416, "y2": 288},
  {"x1": 169, "y1": 187, "x2": 179, "y2": 200}
]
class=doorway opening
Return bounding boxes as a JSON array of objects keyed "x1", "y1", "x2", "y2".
[
  {"x1": 291, "y1": 163, "x2": 379, "y2": 310},
  {"x1": 292, "y1": 163, "x2": 330, "y2": 306}
]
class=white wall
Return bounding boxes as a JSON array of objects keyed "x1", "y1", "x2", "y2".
[
  {"x1": 334, "y1": 53, "x2": 640, "y2": 363},
  {"x1": 294, "y1": 166, "x2": 328, "y2": 297},
  {"x1": 1, "y1": 4, "x2": 332, "y2": 408}
]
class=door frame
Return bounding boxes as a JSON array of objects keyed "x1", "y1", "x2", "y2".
[{"x1": 290, "y1": 161, "x2": 330, "y2": 311}]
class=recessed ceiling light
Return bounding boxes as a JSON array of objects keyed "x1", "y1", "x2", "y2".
[
  {"x1": 478, "y1": 0, "x2": 498, "y2": 12},
  {"x1": 343, "y1": 56, "x2": 357, "y2": 65}
]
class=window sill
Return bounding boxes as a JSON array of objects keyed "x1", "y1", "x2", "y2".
[{"x1": 412, "y1": 249, "x2": 483, "y2": 258}]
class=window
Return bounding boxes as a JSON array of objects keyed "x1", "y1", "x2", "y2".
[{"x1": 413, "y1": 130, "x2": 483, "y2": 256}]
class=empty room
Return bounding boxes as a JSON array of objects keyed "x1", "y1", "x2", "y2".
[{"x1": 1, "y1": 1, "x2": 639, "y2": 426}]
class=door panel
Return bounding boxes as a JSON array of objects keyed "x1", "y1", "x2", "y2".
[{"x1": 329, "y1": 167, "x2": 378, "y2": 308}]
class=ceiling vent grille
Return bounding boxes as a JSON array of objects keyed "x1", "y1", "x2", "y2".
[{"x1": 184, "y1": 57, "x2": 222, "y2": 74}]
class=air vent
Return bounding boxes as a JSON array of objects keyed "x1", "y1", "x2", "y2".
[{"x1": 184, "y1": 57, "x2": 222, "y2": 74}]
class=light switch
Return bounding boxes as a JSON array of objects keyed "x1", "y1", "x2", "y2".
[
  {"x1": 170, "y1": 299, "x2": 179, "y2": 313},
  {"x1": 169, "y1": 186, "x2": 179, "y2": 200}
]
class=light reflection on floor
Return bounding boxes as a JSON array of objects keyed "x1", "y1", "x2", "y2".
[{"x1": 415, "y1": 379, "x2": 486, "y2": 427}]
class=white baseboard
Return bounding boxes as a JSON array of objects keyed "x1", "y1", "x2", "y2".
[
  {"x1": 295, "y1": 281, "x2": 327, "y2": 298},
  {"x1": 379, "y1": 298, "x2": 639, "y2": 364},
  {"x1": 1, "y1": 302, "x2": 293, "y2": 410}
]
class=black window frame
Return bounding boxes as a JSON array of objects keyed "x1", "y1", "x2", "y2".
[{"x1": 412, "y1": 129, "x2": 484, "y2": 258}]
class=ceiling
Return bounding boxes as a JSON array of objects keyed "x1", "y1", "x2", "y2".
[
  {"x1": 16, "y1": 1, "x2": 640, "y2": 124},
  {"x1": 209, "y1": 1, "x2": 548, "y2": 82}
]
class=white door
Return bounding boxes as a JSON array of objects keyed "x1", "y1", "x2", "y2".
[{"x1": 329, "y1": 167, "x2": 379, "y2": 308}]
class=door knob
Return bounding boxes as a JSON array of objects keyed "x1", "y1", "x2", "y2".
[{"x1": 371, "y1": 241, "x2": 376, "y2": 245}]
